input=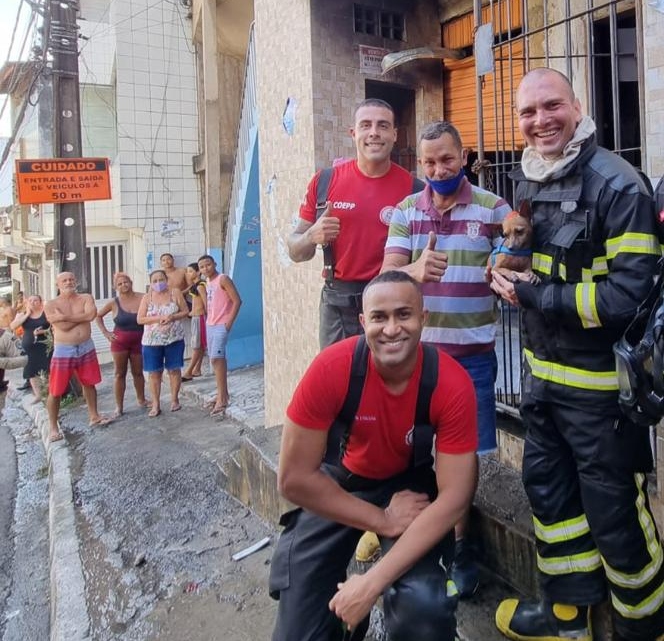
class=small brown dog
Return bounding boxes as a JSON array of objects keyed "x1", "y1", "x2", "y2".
[{"x1": 488, "y1": 201, "x2": 539, "y2": 284}]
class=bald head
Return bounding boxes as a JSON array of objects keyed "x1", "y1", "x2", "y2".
[
  {"x1": 517, "y1": 68, "x2": 576, "y2": 107},
  {"x1": 515, "y1": 67, "x2": 583, "y2": 160}
]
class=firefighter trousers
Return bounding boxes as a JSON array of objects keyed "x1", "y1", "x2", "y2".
[
  {"x1": 521, "y1": 391, "x2": 664, "y2": 640},
  {"x1": 268, "y1": 464, "x2": 457, "y2": 641}
]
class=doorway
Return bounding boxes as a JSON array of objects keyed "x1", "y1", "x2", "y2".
[{"x1": 365, "y1": 80, "x2": 417, "y2": 174}]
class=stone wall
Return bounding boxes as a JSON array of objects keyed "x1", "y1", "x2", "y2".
[{"x1": 644, "y1": 2, "x2": 664, "y2": 181}]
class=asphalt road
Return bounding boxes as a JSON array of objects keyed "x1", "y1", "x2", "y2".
[
  {"x1": 0, "y1": 385, "x2": 50, "y2": 641},
  {"x1": 0, "y1": 394, "x2": 14, "y2": 619}
]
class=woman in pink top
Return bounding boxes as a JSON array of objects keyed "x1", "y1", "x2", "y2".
[{"x1": 197, "y1": 255, "x2": 241, "y2": 417}]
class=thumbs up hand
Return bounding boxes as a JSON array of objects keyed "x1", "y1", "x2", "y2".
[
  {"x1": 307, "y1": 202, "x2": 341, "y2": 245},
  {"x1": 412, "y1": 231, "x2": 448, "y2": 283},
  {"x1": 426, "y1": 231, "x2": 437, "y2": 251}
]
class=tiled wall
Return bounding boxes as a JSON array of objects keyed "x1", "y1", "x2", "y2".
[
  {"x1": 644, "y1": 3, "x2": 664, "y2": 181},
  {"x1": 109, "y1": 0, "x2": 203, "y2": 276},
  {"x1": 256, "y1": 0, "x2": 443, "y2": 426},
  {"x1": 255, "y1": 0, "x2": 317, "y2": 427}
]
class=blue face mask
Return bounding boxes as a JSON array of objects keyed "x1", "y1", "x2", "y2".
[
  {"x1": 152, "y1": 281, "x2": 168, "y2": 293},
  {"x1": 426, "y1": 168, "x2": 465, "y2": 195}
]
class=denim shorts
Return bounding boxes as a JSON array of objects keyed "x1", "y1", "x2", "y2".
[
  {"x1": 455, "y1": 351, "x2": 498, "y2": 454},
  {"x1": 207, "y1": 324, "x2": 228, "y2": 360},
  {"x1": 142, "y1": 339, "x2": 185, "y2": 373}
]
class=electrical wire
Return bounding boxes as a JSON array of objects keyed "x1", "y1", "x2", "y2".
[
  {"x1": 0, "y1": 0, "x2": 49, "y2": 174},
  {"x1": 0, "y1": 0, "x2": 42, "y2": 131}
]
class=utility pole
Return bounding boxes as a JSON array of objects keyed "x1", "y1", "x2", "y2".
[{"x1": 49, "y1": 0, "x2": 88, "y2": 291}]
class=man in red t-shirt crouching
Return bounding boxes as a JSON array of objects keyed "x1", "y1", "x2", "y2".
[{"x1": 269, "y1": 270, "x2": 478, "y2": 641}]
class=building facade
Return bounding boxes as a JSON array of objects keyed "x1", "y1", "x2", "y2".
[
  {"x1": 194, "y1": 0, "x2": 664, "y2": 425},
  {"x1": 0, "y1": 0, "x2": 204, "y2": 359}
]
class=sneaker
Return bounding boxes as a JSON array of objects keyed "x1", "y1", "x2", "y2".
[
  {"x1": 450, "y1": 538, "x2": 479, "y2": 598},
  {"x1": 355, "y1": 531, "x2": 381, "y2": 562},
  {"x1": 495, "y1": 599, "x2": 591, "y2": 641},
  {"x1": 0, "y1": 380, "x2": 8, "y2": 392}
]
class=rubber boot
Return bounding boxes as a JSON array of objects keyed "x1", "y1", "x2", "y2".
[
  {"x1": 495, "y1": 599, "x2": 592, "y2": 641},
  {"x1": 355, "y1": 531, "x2": 381, "y2": 562},
  {"x1": 450, "y1": 538, "x2": 479, "y2": 598}
]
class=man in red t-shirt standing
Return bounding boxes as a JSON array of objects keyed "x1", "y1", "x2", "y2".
[
  {"x1": 269, "y1": 271, "x2": 478, "y2": 641},
  {"x1": 287, "y1": 98, "x2": 418, "y2": 349}
]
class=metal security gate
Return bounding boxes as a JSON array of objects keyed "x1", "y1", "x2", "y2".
[
  {"x1": 443, "y1": 0, "x2": 645, "y2": 413},
  {"x1": 86, "y1": 243, "x2": 126, "y2": 300}
]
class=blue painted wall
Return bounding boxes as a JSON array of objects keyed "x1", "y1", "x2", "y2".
[{"x1": 224, "y1": 140, "x2": 264, "y2": 369}]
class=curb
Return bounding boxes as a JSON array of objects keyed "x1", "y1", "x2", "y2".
[{"x1": 12, "y1": 391, "x2": 90, "y2": 641}]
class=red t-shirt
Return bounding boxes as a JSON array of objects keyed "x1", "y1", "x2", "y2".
[
  {"x1": 299, "y1": 160, "x2": 415, "y2": 282},
  {"x1": 286, "y1": 336, "x2": 478, "y2": 479}
]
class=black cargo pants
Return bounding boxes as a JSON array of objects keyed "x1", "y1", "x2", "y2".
[{"x1": 269, "y1": 464, "x2": 458, "y2": 641}]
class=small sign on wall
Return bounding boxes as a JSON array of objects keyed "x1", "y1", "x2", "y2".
[{"x1": 359, "y1": 45, "x2": 390, "y2": 75}]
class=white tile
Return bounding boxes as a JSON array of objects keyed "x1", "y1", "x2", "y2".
[{"x1": 133, "y1": 57, "x2": 149, "y2": 72}]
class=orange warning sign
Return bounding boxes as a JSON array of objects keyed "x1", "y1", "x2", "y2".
[{"x1": 15, "y1": 157, "x2": 112, "y2": 205}]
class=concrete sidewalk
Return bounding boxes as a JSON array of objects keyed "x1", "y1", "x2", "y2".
[
  {"x1": 10, "y1": 362, "x2": 518, "y2": 640},
  {"x1": 11, "y1": 363, "x2": 267, "y2": 641}
]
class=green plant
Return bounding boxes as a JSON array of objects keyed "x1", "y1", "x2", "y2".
[{"x1": 60, "y1": 393, "x2": 82, "y2": 410}]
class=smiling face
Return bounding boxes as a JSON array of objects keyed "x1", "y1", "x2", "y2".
[
  {"x1": 419, "y1": 133, "x2": 467, "y2": 181},
  {"x1": 351, "y1": 105, "x2": 397, "y2": 172},
  {"x1": 360, "y1": 280, "x2": 425, "y2": 373},
  {"x1": 516, "y1": 70, "x2": 582, "y2": 160},
  {"x1": 160, "y1": 254, "x2": 174, "y2": 270}
]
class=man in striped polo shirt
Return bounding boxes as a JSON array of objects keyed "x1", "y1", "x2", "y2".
[{"x1": 382, "y1": 120, "x2": 511, "y2": 598}]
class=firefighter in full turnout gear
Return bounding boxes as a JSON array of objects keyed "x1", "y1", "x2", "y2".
[{"x1": 490, "y1": 67, "x2": 664, "y2": 641}]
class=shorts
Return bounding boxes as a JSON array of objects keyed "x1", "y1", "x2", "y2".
[
  {"x1": 455, "y1": 351, "x2": 498, "y2": 454},
  {"x1": 190, "y1": 316, "x2": 207, "y2": 350},
  {"x1": 142, "y1": 340, "x2": 185, "y2": 373},
  {"x1": 49, "y1": 339, "x2": 102, "y2": 397},
  {"x1": 110, "y1": 329, "x2": 143, "y2": 355},
  {"x1": 207, "y1": 324, "x2": 228, "y2": 360}
]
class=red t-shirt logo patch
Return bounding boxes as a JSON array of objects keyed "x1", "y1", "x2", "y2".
[{"x1": 380, "y1": 206, "x2": 396, "y2": 226}]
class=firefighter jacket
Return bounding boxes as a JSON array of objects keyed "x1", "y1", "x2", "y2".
[{"x1": 511, "y1": 135, "x2": 661, "y2": 409}]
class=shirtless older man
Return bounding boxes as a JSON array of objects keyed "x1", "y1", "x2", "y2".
[
  {"x1": 44, "y1": 272, "x2": 111, "y2": 442},
  {"x1": 160, "y1": 253, "x2": 187, "y2": 292}
]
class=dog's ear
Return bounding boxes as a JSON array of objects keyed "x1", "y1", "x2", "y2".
[{"x1": 519, "y1": 199, "x2": 532, "y2": 221}]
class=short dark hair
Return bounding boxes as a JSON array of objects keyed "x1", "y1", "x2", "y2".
[
  {"x1": 354, "y1": 98, "x2": 396, "y2": 125},
  {"x1": 364, "y1": 270, "x2": 421, "y2": 300},
  {"x1": 149, "y1": 269, "x2": 167, "y2": 280},
  {"x1": 197, "y1": 254, "x2": 215, "y2": 264},
  {"x1": 187, "y1": 262, "x2": 199, "y2": 271},
  {"x1": 419, "y1": 121, "x2": 463, "y2": 150},
  {"x1": 160, "y1": 252, "x2": 174, "y2": 260}
]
